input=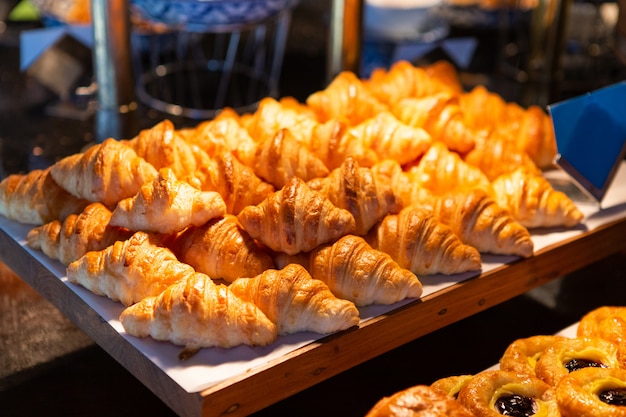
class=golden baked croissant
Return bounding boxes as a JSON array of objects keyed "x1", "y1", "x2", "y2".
[
  {"x1": 406, "y1": 141, "x2": 493, "y2": 195},
  {"x1": 66, "y1": 231, "x2": 195, "y2": 306},
  {"x1": 364, "y1": 60, "x2": 459, "y2": 106},
  {"x1": 168, "y1": 214, "x2": 275, "y2": 283},
  {"x1": 307, "y1": 157, "x2": 403, "y2": 236},
  {"x1": 414, "y1": 187, "x2": 534, "y2": 258},
  {"x1": 26, "y1": 202, "x2": 133, "y2": 265},
  {"x1": 252, "y1": 128, "x2": 330, "y2": 188},
  {"x1": 237, "y1": 176, "x2": 356, "y2": 255},
  {"x1": 119, "y1": 272, "x2": 277, "y2": 349},
  {"x1": 370, "y1": 159, "x2": 414, "y2": 207},
  {"x1": 422, "y1": 60, "x2": 464, "y2": 94},
  {"x1": 0, "y1": 168, "x2": 89, "y2": 225},
  {"x1": 123, "y1": 119, "x2": 200, "y2": 181},
  {"x1": 194, "y1": 151, "x2": 275, "y2": 215},
  {"x1": 50, "y1": 138, "x2": 159, "y2": 207},
  {"x1": 345, "y1": 111, "x2": 432, "y2": 166},
  {"x1": 305, "y1": 234, "x2": 423, "y2": 306},
  {"x1": 366, "y1": 206, "x2": 482, "y2": 276},
  {"x1": 391, "y1": 94, "x2": 479, "y2": 155},
  {"x1": 306, "y1": 71, "x2": 388, "y2": 125},
  {"x1": 228, "y1": 263, "x2": 360, "y2": 335},
  {"x1": 491, "y1": 168, "x2": 584, "y2": 228},
  {"x1": 109, "y1": 168, "x2": 226, "y2": 234},
  {"x1": 463, "y1": 130, "x2": 542, "y2": 181}
]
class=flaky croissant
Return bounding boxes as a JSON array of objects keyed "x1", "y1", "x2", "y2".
[
  {"x1": 67, "y1": 231, "x2": 195, "y2": 306},
  {"x1": 414, "y1": 188, "x2": 534, "y2": 258},
  {"x1": 252, "y1": 128, "x2": 329, "y2": 188},
  {"x1": 237, "y1": 177, "x2": 356, "y2": 255},
  {"x1": 168, "y1": 214, "x2": 275, "y2": 283},
  {"x1": 119, "y1": 272, "x2": 277, "y2": 349},
  {"x1": 490, "y1": 168, "x2": 584, "y2": 228},
  {"x1": 306, "y1": 71, "x2": 388, "y2": 125},
  {"x1": 307, "y1": 157, "x2": 403, "y2": 236},
  {"x1": 304, "y1": 234, "x2": 423, "y2": 306},
  {"x1": 50, "y1": 138, "x2": 159, "y2": 207},
  {"x1": 26, "y1": 202, "x2": 133, "y2": 265},
  {"x1": 406, "y1": 141, "x2": 493, "y2": 195},
  {"x1": 391, "y1": 94, "x2": 478, "y2": 155},
  {"x1": 0, "y1": 168, "x2": 89, "y2": 225},
  {"x1": 366, "y1": 206, "x2": 482, "y2": 276},
  {"x1": 345, "y1": 111, "x2": 432, "y2": 166},
  {"x1": 229, "y1": 263, "x2": 360, "y2": 335},
  {"x1": 110, "y1": 168, "x2": 226, "y2": 234}
]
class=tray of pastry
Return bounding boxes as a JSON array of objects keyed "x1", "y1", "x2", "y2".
[{"x1": 2, "y1": 61, "x2": 626, "y2": 417}]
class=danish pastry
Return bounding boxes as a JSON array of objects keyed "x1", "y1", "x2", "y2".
[
  {"x1": 577, "y1": 306, "x2": 626, "y2": 346},
  {"x1": 555, "y1": 367, "x2": 626, "y2": 417},
  {"x1": 365, "y1": 384, "x2": 476, "y2": 417},
  {"x1": 457, "y1": 370, "x2": 560, "y2": 417},
  {"x1": 534, "y1": 337, "x2": 624, "y2": 387},
  {"x1": 430, "y1": 374, "x2": 474, "y2": 399},
  {"x1": 498, "y1": 335, "x2": 569, "y2": 377}
]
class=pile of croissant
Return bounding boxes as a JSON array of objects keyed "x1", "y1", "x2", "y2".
[{"x1": 0, "y1": 60, "x2": 584, "y2": 353}]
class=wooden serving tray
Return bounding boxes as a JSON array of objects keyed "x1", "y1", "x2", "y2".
[{"x1": 2, "y1": 165, "x2": 626, "y2": 417}]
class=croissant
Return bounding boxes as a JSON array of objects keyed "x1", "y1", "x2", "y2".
[
  {"x1": 391, "y1": 94, "x2": 478, "y2": 155},
  {"x1": 422, "y1": 60, "x2": 464, "y2": 94},
  {"x1": 229, "y1": 263, "x2": 360, "y2": 335},
  {"x1": 370, "y1": 159, "x2": 414, "y2": 207},
  {"x1": 306, "y1": 234, "x2": 423, "y2": 306},
  {"x1": 345, "y1": 111, "x2": 432, "y2": 166},
  {"x1": 123, "y1": 119, "x2": 200, "y2": 181},
  {"x1": 194, "y1": 151, "x2": 275, "y2": 215},
  {"x1": 364, "y1": 60, "x2": 458, "y2": 105},
  {"x1": 110, "y1": 168, "x2": 226, "y2": 234},
  {"x1": 66, "y1": 231, "x2": 195, "y2": 306},
  {"x1": 252, "y1": 128, "x2": 329, "y2": 188},
  {"x1": 406, "y1": 141, "x2": 493, "y2": 195},
  {"x1": 0, "y1": 168, "x2": 89, "y2": 225},
  {"x1": 26, "y1": 202, "x2": 133, "y2": 265},
  {"x1": 119, "y1": 272, "x2": 278, "y2": 349},
  {"x1": 307, "y1": 157, "x2": 403, "y2": 236},
  {"x1": 237, "y1": 177, "x2": 356, "y2": 255},
  {"x1": 414, "y1": 188, "x2": 535, "y2": 258},
  {"x1": 366, "y1": 206, "x2": 482, "y2": 276},
  {"x1": 306, "y1": 71, "x2": 388, "y2": 125},
  {"x1": 169, "y1": 214, "x2": 275, "y2": 283},
  {"x1": 491, "y1": 168, "x2": 584, "y2": 228},
  {"x1": 50, "y1": 138, "x2": 159, "y2": 207}
]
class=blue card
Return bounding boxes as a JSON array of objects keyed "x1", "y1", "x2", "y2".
[{"x1": 548, "y1": 81, "x2": 626, "y2": 203}]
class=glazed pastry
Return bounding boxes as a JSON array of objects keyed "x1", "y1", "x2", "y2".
[
  {"x1": 306, "y1": 234, "x2": 423, "y2": 306},
  {"x1": 430, "y1": 374, "x2": 474, "y2": 399},
  {"x1": 66, "y1": 231, "x2": 195, "y2": 306},
  {"x1": 26, "y1": 202, "x2": 133, "y2": 265},
  {"x1": 0, "y1": 168, "x2": 89, "y2": 225},
  {"x1": 194, "y1": 151, "x2": 275, "y2": 215},
  {"x1": 491, "y1": 168, "x2": 584, "y2": 228},
  {"x1": 169, "y1": 214, "x2": 275, "y2": 283},
  {"x1": 307, "y1": 157, "x2": 403, "y2": 236},
  {"x1": 391, "y1": 94, "x2": 478, "y2": 155},
  {"x1": 366, "y1": 206, "x2": 482, "y2": 276},
  {"x1": 498, "y1": 335, "x2": 569, "y2": 377},
  {"x1": 110, "y1": 168, "x2": 227, "y2": 235},
  {"x1": 306, "y1": 71, "x2": 388, "y2": 125},
  {"x1": 457, "y1": 370, "x2": 560, "y2": 417},
  {"x1": 535, "y1": 337, "x2": 624, "y2": 387},
  {"x1": 50, "y1": 138, "x2": 159, "y2": 207},
  {"x1": 577, "y1": 306, "x2": 626, "y2": 346},
  {"x1": 406, "y1": 141, "x2": 493, "y2": 195},
  {"x1": 252, "y1": 128, "x2": 329, "y2": 188},
  {"x1": 228, "y1": 263, "x2": 360, "y2": 335},
  {"x1": 555, "y1": 367, "x2": 626, "y2": 417},
  {"x1": 119, "y1": 272, "x2": 277, "y2": 349},
  {"x1": 237, "y1": 177, "x2": 356, "y2": 255},
  {"x1": 365, "y1": 384, "x2": 476, "y2": 417},
  {"x1": 345, "y1": 111, "x2": 432, "y2": 166},
  {"x1": 413, "y1": 187, "x2": 534, "y2": 258}
]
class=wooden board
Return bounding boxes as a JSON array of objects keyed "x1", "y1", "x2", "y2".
[{"x1": 2, "y1": 166, "x2": 626, "y2": 417}]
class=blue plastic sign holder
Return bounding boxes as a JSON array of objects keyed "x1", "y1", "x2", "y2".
[{"x1": 548, "y1": 81, "x2": 626, "y2": 206}]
